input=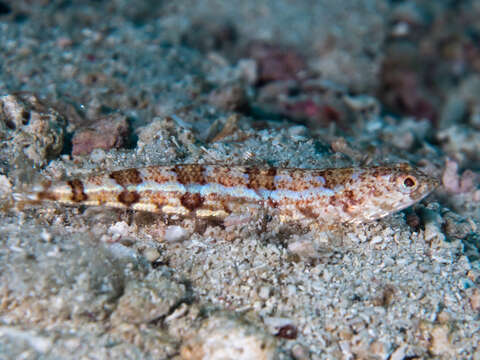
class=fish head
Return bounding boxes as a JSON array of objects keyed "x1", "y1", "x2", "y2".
[{"x1": 348, "y1": 164, "x2": 439, "y2": 223}]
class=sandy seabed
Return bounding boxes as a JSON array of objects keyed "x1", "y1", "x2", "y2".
[{"x1": 0, "y1": 1, "x2": 479, "y2": 359}]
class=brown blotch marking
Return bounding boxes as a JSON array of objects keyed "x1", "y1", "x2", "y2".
[
  {"x1": 37, "y1": 191, "x2": 57, "y2": 201},
  {"x1": 209, "y1": 166, "x2": 249, "y2": 187},
  {"x1": 206, "y1": 217, "x2": 226, "y2": 229},
  {"x1": 246, "y1": 167, "x2": 277, "y2": 190},
  {"x1": 320, "y1": 169, "x2": 337, "y2": 189},
  {"x1": 174, "y1": 164, "x2": 206, "y2": 185},
  {"x1": 298, "y1": 206, "x2": 317, "y2": 219},
  {"x1": 340, "y1": 168, "x2": 355, "y2": 187},
  {"x1": 110, "y1": 168, "x2": 143, "y2": 187},
  {"x1": 180, "y1": 192, "x2": 205, "y2": 212},
  {"x1": 218, "y1": 197, "x2": 233, "y2": 214},
  {"x1": 329, "y1": 195, "x2": 338, "y2": 206},
  {"x1": 245, "y1": 167, "x2": 260, "y2": 189},
  {"x1": 373, "y1": 166, "x2": 393, "y2": 178},
  {"x1": 144, "y1": 166, "x2": 176, "y2": 183},
  {"x1": 343, "y1": 190, "x2": 359, "y2": 205},
  {"x1": 35, "y1": 181, "x2": 57, "y2": 201},
  {"x1": 87, "y1": 175, "x2": 106, "y2": 186},
  {"x1": 118, "y1": 190, "x2": 140, "y2": 206},
  {"x1": 67, "y1": 179, "x2": 88, "y2": 202},
  {"x1": 263, "y1": 167, "x2": 277, "y2": 191},
  {"x1": 372, "y1": 168, "x2": 382, "y2": 178},
  {"x1": 267, "y1": 198, "x2": 278, "y2": 209}
]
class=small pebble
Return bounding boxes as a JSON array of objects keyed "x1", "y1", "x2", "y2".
[
  {"x1": 72, "y1": 115, "x2": 129, "y2": 156},
  {"x1": 163, "y1": 225, "x2": 189, "y2": 242},
  {"x1": 248, "y1": 41, "x2": 306, "y2": 83},
  {"x1": 430, "y1": 325, "x2": 453, "y2": 356},
  {"x1": 111, "y1": 271, "x2": 186, "y2": 325},
  {"x1": 288, "y1": 240, "x2": 315, "y2": 258},
  {"x1": 40, "y1": 229, "x2": 53, "y2": 242},
  {"x1": 424, "y1": 222, "x2": 445, "y2": 242},
  {"x1": 208, "y1": 84, "x2": 247, "y2": 112},
  {"x1": 258, "y1": 285, "x2": 271, "y2": 300},
  {"x1": 143, "y1": 247, "x2": 160, "y2": 262},
  {"x1": 108, "y1": 221, "x2": 131, "y2": 239},
  {"x1": 469, "y1": 288, "x2": 480, "y2": 311},
  {"x1": 291, "y1": 343, "x2": 309, "y2": 360},
  {"x1": 0, "y1": 175, "x2": 12, "y2": 195},
  {"x1": 180, "y1": 313, "x2": 276, "y2": 360},
  {"x1": 292, "y1": 344, "x2": 310, "y2": 360},
  {"x1": 288, "y1": 125, "x2": 307, "y2": 137},
  {"x1": 90, "y1": 148, "x2": 106, "y2": 162},
  {"x1": 236, "y1": 59, "x2": 258, "y2": 84},
  {"x1": 390, "y1": 345, "x2": 408, "y2": 360}
]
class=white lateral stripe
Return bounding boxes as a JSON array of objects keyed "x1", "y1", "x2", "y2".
[{"x1": 128, "y1": 181, "x2": 337, "y2": 202}]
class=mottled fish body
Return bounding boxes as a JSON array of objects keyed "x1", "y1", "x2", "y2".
[{"x1": 25, "y1": 164, "x2": 438, "y2": 226}]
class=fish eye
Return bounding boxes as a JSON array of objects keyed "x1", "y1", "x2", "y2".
[{"x1": 403, "y1": 176, "x2": 416, "y2": 188}]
